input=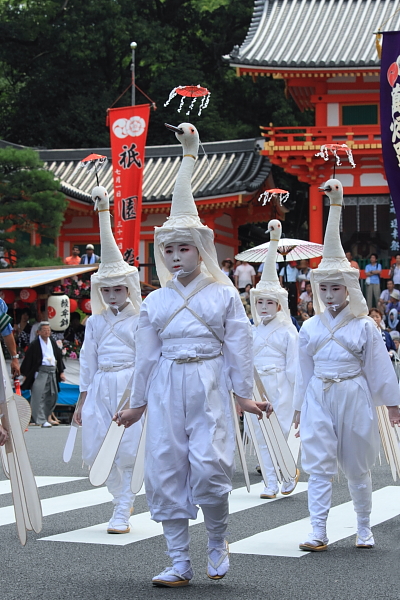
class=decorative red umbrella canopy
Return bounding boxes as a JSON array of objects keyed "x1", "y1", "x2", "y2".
[
  {"x1": 78, "y1": 153, "x2": 108, "y2": 185},
  {"x1": 164, "y1": 85, "x2": 211, "y2": 116}
]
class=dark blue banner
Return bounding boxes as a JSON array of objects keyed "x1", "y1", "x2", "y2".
[{"x1": 380, "y1": 31, "x2": 400, "y2": 221}]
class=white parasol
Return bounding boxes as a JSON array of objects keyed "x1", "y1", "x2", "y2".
[{"x1": 235, "y1": 238, "x2": 324, "y2": 263}]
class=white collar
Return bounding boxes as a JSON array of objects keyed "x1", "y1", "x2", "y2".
[{"x1": 173, "y1": 271, "x2": 208, "y2": 295}]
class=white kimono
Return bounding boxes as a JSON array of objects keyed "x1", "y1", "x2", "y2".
[
  {"x1": 130, "y1": 272, "x2": 253, "y2": 522},
  {"x1": 80, "y1": 304, "x2": 141, "y2": 470},
  {"x1": 293, "y1": 305, "x2": 400, "y2": 480},
  {"x1": 251, "y1": 312, "x2": 298, "y2": 482}
]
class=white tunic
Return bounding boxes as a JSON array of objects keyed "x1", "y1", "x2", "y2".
[
  {"x1": 293, "y1": 305, "x2": 400, "y2": 479},
  {"x1": 80, "y1": 304, "x2": 141, "y2": 469},
  {"x1": 130, "y1": 273, "x2": 253, "y2": 522},
  {"x1": 253, "y1": 312, "x2": 297, "y2": 435}
]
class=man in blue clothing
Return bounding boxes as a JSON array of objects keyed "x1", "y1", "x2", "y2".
[{"x1": 365, "y1": 253, "x2": 382, "y2": 309}]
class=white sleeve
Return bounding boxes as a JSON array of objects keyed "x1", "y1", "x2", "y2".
[
  {"x1": 285, "y1": 328, "x2": 298, "y2": 386},
  {"x1": 292, "y1": 325, "x2": 314, "y2": 411},
  {"x1": 130, "y1": 302, "x2": 162, "y2": 408},
  {"x1": 223, "y1": 290, "x2": 253, "y2": 398},
  {"x1": 363, "y1": 320, "x2": 400, "y2": 407},
  {"x1": 79, "y1": 318, "x2": 98, "y2": 392}
]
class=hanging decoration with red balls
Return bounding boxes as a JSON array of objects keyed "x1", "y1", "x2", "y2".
[
  {"x1": 19, "y1": 288, "x2": 38, "y2": 303},
  {"x1": 80, "y1": 298, "x2": 92, "y2": 314},
  {"x1": 0, "y1": 290, "x2": 16, "y2": 305},
  {"x1": 69, "y1": 298, "x2": 78, "y2": 313}
]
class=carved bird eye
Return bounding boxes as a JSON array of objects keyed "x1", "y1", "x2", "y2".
[{"x1": 190, "y1": 128, "x2": 195, "y2": 133}]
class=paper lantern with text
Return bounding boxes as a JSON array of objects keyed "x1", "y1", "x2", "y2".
[
  {"x1": 0, "y1": 290, "x2": 15, "y2": 304},
  {"x1": 69, "y1": 298, "x2": 78, "y2": 313},
  {"x1": 19, "y1": 288, "x2": 37, "y2": 303},
  {"x1": 80, "y1": 298, "x2": 92, "y2": 314},
  {"x1": 47, "y1": 294, "x2": 70, "y2": 331}
]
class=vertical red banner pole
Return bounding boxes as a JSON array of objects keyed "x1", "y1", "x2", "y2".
[{"x1": 108, "y1": 104, "x2": 150, "y2": 266}]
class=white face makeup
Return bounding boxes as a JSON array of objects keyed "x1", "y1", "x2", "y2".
[
  {"x1": 101, "y1": 286, "x2": 129, "y2": 309},
  {"x1": 256, "y1": 297, "x2": 279, "y2": 320},
  {"x1": 319, "y1": 282, "x2": 347, "y2": 312},
  {"x1": 164, "y1": 243, "x2": 200, "y2": 278}
]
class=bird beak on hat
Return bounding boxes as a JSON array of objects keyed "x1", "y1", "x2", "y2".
[
  {"x1": 165, "y1": 123, "x2": 184, "y2": 135},
  {"x1": 319, "y1": 182, "x2": 332, "y2": 192}
]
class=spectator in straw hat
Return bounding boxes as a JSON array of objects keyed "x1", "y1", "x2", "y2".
[
  {"x1": 385, "y1": 289, "x2": 400, "y2": 316},
  {"x1": 80, "y1": 244, "x2": 100, "y2": 265}
]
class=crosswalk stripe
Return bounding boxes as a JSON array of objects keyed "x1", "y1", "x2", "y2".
[
  {"x1": 230, "y1": 486, "x2": 400, "y2": 558},
  {"x1": 0, "y1": 483, "x2": 146, "y2": 527},
  {"x1": 39, "y1": 482, "x2": 308, "y2": 545},
  {"x1": 0, "y1": 476, "x2": 86, "y2": 496}
]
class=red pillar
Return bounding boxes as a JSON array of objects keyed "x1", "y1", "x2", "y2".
[{"x1": 309, "y1": 184, "x2": 323, "y2": 267}]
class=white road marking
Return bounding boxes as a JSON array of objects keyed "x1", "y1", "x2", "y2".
[
  {"x1": 230, "y1": 486, "x2": 400, "y2": 558},
  {"x1": 0, "y1": 476, "x2": 86, "y2": 496},
  {"x1": 39, "y1": 482, "x2": 308, "y2": 545},
  {"x1": 0, "y1": 483, "x2": 145, "y2": 527}
]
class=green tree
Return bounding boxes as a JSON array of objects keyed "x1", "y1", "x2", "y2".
[
  {"x1": 0, "y1": 0, "x2": 312, "y2": 149},
  {"x1": 0, "y1": 146, "x2": 67, "y2": 267}
]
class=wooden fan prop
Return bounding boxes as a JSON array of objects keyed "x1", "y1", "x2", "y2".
[
  {"x1": 376, "y1": 405, "x2": 400, "y2": 481},
  {"x1": 164, "y1": 85, "x2": 211, "y2": 116},
  {"x1": 250, "y1": 368, "x2": 298, "y2": 483},
  {"x1": 0, "y1": 350, "x2": 42, "y2": 545}
]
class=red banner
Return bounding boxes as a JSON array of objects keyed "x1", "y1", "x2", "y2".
[{"x1": 108, "y1": 104, "x2": 150, "y2": 266}]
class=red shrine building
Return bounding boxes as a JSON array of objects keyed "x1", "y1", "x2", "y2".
[{"x1": 226, "y1": 0, "x2": 400, "y2": 266}]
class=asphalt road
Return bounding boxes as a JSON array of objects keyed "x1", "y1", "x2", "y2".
[{"x1": 1, "y1": 425, "x2": 400, "y2": 600}]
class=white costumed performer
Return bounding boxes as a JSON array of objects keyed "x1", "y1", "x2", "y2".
[
  {"x1": 249, "y1": 219, "x2": 299, "y2": 499},
  {"x1": 117, "y1": 122, "x2": 270, "y2": 587},
  {"x1": 294, "y1": 179, "x2": 400, "y2": 552},
  {"x1": 75, "y1": 186, "x2": 142, "y2": 534}
]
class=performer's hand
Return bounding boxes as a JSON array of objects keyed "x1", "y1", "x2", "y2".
[
  {"x1": 387, "y1": 406, "x2": 400, "y2": 427},
  {"x1": 11, "y1": 358, "x2": 20, "y2": 378},
  {"x1": 0, "y1": 424, "x2": 8, "y2": 446},
  {"x1": 73, "y1": 407, "x2": 82, "y2": 426},
  {"x1": 294, "y1": 410, "x2": 301, "y2": 438},
  {"x1": 235, "y1": 395, "x2": 273, "y2": 420},
  {"x1": 113, "y1": 406, "x2": 146, "y2": 428},
  {"x1": 60, "y1": 372, "x2": 66, "y2": 382}
]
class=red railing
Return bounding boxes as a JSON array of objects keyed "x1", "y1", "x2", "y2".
[{"x1": 260, "y1": 124, "x2": 381, "y2": 147}]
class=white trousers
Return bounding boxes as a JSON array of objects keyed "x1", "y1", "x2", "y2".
[
  {"x1": 106, "y1": 464, "x2": 135, "y2": 508},
  {"x1": 162, "y1": 494, "x2": 229, "y2": 563}
]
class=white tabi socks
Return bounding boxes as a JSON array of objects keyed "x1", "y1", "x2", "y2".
[
  {"x1": 348, "y1": 472, "x2": 374, "y2": 548},
  {"x1": 299, "y1": 474, "x2": 331, "y2": 551},
  {"x1": 152, "y1": 519, "x2": 193, "y2": 587},
  {"x1": 107, "y1": 466, "x2": 136, "y2": 534},
  {"x1": 202, "y1": 494, "x2": 230, "y2": 579}
]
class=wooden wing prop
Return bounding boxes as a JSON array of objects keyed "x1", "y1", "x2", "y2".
[
  {"x1": 252, "y1": 368, "x2": 298, "y2": 483},
  {"x1": 377, "y1": 405, "x2": 400, "y2": 481},
  {"x1": 0, "y1": 351, "x2": 42, "y2": 545},
  {"x1": 230, "y1": 393, "x2": 251, "y2": 493}
]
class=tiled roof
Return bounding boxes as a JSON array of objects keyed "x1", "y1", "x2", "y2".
[
  {"x1": 34, "y1": 138, "x2": 270, "y2": 205},
  {"x1": 225, "y1": 0, "x2": 400, "y2": 70}
]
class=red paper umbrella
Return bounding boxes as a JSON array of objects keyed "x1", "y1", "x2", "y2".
[
  {"x1": 78, "y1": 153, "x2": 108, "y2": 185},
  {"x1": 259, "y1": 188, "x2": 290, "y2": 206},
  {"x1": 315, "y1": 143, "x2": 356, "y2": 170},
  {"x1": 164, "y1": 85, "x2": 211, "y2": 116}
]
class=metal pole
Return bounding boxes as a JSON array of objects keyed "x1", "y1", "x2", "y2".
[{"x1": 130, "y1": 41, "x2": 137, "y2": 106}]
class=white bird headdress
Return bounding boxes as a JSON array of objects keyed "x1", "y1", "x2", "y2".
[
  {"x1": 310, "y1": 178, "x2": 368, "y2": 317},
  {"x1": 250, "y1": 219, "x2": 291, "y2": 326},
  {"x1": 89, "y1": 185, "x2": 142, "y2": 315},
  {"x1": 153, "y1": 122, "x2": 233, "y2": 287}
]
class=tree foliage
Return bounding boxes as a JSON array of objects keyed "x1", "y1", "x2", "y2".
[
  {"x1": 0, "y1": 147, "x2": 67, "y2": 266},
  {"x1": 0, "y1": 0, "x2": 313, "y2": 149}
]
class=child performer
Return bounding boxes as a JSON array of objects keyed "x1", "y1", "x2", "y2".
[
  {"x1": 74, "y1": 186, "x2": 142, "y2": 534},
  {"x1": 249, "y1": 219, "x2": 299, "y2": 498},
  {"x1": 117, "y1": 123, "x2": 270, "y2": 587},
  {"x1": 294, "y1": 179, "x2": 400, "y2": 552}
]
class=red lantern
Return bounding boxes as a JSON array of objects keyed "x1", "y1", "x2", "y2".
[
  {"x1": 80, "y1": 298, "x2": 92, "y2": 314},
  {"x1": 69, "y1": 298, "x2": 78, "y2": 312},
  {"x1": 1, "y1": 290, "x2": 15, "y2": 304},
  {"x1": 19, "y1": 288, "x2": 37, "y2": 303}
]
